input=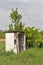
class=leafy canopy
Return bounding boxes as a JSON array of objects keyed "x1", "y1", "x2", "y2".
[{"x1": 9, "y1": 8, "x2": 24, "y2": 31}]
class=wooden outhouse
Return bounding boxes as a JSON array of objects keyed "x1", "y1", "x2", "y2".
[{"x1": 5, "y1": 31, "x2": 26, "y2": 53}]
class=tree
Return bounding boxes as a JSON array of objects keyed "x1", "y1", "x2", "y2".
[
  {"x1": 9, "y1": 8, "x2": 24, "y2": 31},
  {"x1": 24, "y1": 26, "x2": 42, "y2": 48}
]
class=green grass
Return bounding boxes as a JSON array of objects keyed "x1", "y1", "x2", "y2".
[
  {"x1": 0, "y1": 42, "x2": 5, "y2": 51},
  {"x1": 0, "y1": 42, "x2": 43, "y2": 65}
]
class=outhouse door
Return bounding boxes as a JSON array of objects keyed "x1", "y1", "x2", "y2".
[{"x1": 18, "y1": 34, "x2": 24, "y2": 52}]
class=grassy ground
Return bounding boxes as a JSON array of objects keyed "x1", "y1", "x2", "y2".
[{"x1": 0, "y1": 42, "x2": 43, "y2": 65}]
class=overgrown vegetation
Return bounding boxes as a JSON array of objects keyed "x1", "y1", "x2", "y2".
[
  {"x1": 0, "y1": 42, "x2": 43, "y2": 65},
  {"x1": 0, "y1": 7, "x2": 43, "y2": 65}
]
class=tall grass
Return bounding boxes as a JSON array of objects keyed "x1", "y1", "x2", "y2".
[{"x1": 0, "y1": 42, "x2": 43, "y2": 65}]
